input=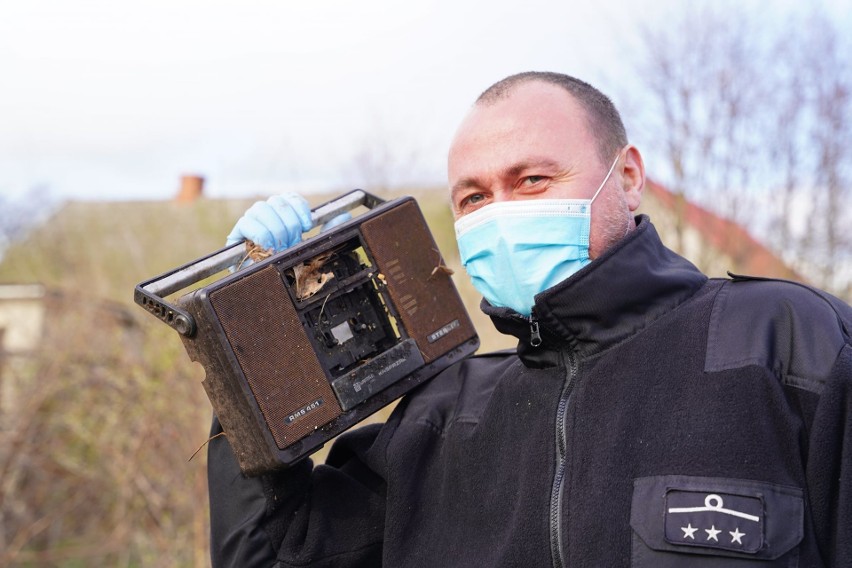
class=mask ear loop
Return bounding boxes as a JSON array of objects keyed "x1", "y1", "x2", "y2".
[
  {"x1": 589, "y1": 147, "x2": 627, "y2": 205},
  {"x1": 590, "y1": 146, "x2": 632, "y2": 238}
]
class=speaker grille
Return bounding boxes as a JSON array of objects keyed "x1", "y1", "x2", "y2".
[
  {"x1": 361, "y1": 201, "x2": 476, "y2": 362},
  {"x1": 209, "y1": 266, "x2": 342, "y2": 449}
]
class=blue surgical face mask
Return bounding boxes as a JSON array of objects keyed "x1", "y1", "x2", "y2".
[{"x1": 454, "y1": 153, "x2": 621, "y2": 316}]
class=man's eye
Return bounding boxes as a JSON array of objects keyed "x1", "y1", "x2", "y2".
[
  {"x1": 459, "y1": 194, "x2": 485, "y2": 209},
  {"x1": 524, "y1": 176, "x2": 545, "y2": 185},
  {"x1": 456, "y1": 193, "x2": 487, "y2": 214}
]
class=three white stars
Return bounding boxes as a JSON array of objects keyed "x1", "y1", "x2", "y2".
[{"x1": 680, "y1": 524, "x2": 746, "y2": 545}]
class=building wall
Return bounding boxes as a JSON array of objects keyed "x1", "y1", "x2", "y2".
[
  {"x1": 0, "y1": 284, "x2": 46, "y2": 415},
  {"x1": 0, "y1": 284, "x2": 46, "y2": 353}
]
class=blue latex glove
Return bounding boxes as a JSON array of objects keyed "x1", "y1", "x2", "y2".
[
  {"x1": 321, "y1": 210, "x2": 352, "y2": 231},
  {"x1": 226, "y1": 193, "x2": 314, "y2": 252}
]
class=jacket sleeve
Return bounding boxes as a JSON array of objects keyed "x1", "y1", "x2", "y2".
[
  {"x1": 807, "y1": 342, "x2": 852, "y2": 566},
  {"x1": 208, "y1": 415, "x2": 388, "y2": 568}
]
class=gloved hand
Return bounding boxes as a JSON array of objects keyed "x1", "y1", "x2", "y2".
[
  {"x1": 226, "y1": 193, "x2": 352, "y2": 268},
  {"x1": 226, "y1": 193, "x2": 314, "y2": 252}
]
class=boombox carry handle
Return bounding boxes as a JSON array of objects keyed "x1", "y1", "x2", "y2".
[{"x1": 134, "y1": 189, "x2": 383, "y2": 337}]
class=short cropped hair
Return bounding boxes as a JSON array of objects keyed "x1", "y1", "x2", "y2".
[{"x1": 476, "y1": 71, "x2": 628, "y2": 164}]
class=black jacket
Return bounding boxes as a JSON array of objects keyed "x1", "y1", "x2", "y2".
[{"x1": 208, "y1": 216, "x2": 852, "y2": 567}]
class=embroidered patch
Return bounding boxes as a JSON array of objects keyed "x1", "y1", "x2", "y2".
[
  {"x1": 631, "y1": 475, "x2": 804, "y2": 561},
  {"x1": 664, "y1": 490, "x2": 763, "y2": 553}
]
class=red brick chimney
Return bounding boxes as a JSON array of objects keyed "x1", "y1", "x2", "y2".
[{"x1": 176, "y1": 175, "x2": 204, "y2": 203}]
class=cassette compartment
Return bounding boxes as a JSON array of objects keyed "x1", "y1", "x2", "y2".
[{"x1": 280, "y1": 237, "x2": 425, "y2": 411}]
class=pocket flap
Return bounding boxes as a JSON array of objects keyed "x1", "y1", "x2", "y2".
[{"x1": 631, "y1": 475, "x2": 803, "y2": 561}]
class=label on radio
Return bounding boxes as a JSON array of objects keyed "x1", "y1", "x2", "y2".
[
  {"x1": 331, "y1": 338, "x2": 425, "y2": 411},
  {"x1": 427, "y1": 319, "x2": 460, "y2": 343},
  {"x1": 284, "y1": 398, "x2": 325, "y2": 424}
]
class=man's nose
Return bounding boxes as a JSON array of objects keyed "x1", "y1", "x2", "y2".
[{"x1": 490, "y1": 187, "x2": 516, "y2": 203}]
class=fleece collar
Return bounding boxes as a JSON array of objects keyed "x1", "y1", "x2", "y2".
[{"x1": 481, "y1": 215, "x2": 708, "y2": 365}]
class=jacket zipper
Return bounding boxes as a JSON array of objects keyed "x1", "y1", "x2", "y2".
[
  {"x1": 529, "y1": 316, "x2": 543, "y2": 347},
  {"x1": 549, "y1": 350, "x2": 576, "y2": 568}
]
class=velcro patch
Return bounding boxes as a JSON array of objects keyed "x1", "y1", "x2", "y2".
[
  {"x1": 631, "y1": 475, "x2": 804, "y2": 561},
  {"x1": 664, "y1": 490, "x2": 762, "y2": 553}
]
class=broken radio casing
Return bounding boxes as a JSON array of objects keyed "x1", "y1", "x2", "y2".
[{"x1": 135, "y1": 190, "x2": 479, "y2": 476}]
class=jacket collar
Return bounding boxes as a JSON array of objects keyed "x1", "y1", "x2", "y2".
[{"x1": 482, "y1": 215, "x2": 708, "y2": 366}]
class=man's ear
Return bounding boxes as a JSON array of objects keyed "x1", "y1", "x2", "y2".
[{"x1": 620, "y1": 145, "x2": 645, "y2": 212}]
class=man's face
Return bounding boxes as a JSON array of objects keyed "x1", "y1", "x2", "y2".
[{"x1": 448, "y1": 81, "x2": 638, "y2": 259}]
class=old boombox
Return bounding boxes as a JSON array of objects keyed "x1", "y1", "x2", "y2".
[{"x1": 135, "y1": 190, "x2": 478, "y2": 476}]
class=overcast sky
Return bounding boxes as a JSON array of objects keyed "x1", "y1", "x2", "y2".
[{"x1": 0, "y1": 0, "x2": 846, "y2": 202}]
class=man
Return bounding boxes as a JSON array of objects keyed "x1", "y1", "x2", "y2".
[{"x1": 210, "y1": 72, "x2": 852, "y2": 567}]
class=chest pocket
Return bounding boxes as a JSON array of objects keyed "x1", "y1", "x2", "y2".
[{"x1": 631, "y1": 475, "x2": 803, "y2": 567}]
